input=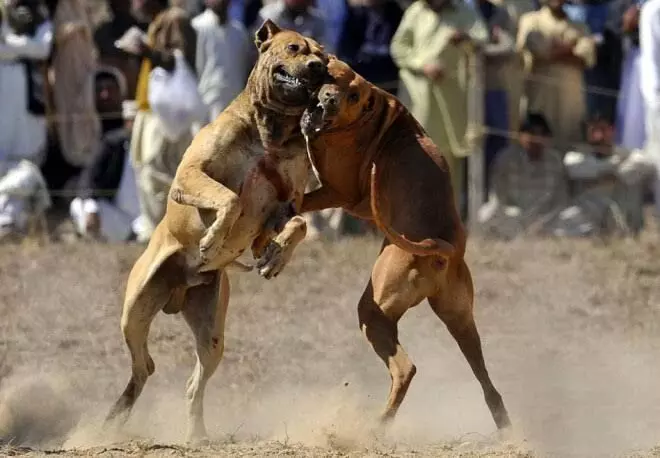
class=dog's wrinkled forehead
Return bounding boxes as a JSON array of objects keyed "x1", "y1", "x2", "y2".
[
  {"x1": 254, "y1": 20, "x2": 326, "y2": 60},
  {"x1": 328, "y1": 56, "x2": 367, "y2": 92},
  {"x1": 273, "y1": 31, "x2": 324, "y2": 54},
  {"x1": 327, "y1": 57, "x2": 360, "y2": 89}
]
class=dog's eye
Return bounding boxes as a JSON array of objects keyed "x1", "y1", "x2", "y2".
[
  {"x1": 287, "y1": 44, "x2": 300, "y2": 53},
  {"x1": 348, "y1": 92, "x2": 360, "y2": 104}
]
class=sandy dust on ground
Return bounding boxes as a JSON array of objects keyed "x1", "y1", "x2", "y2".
[{"x1": 0, "y1": 230, "x2": 659, "y2": 457}]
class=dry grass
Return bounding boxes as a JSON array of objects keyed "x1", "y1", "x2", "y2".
[{"x1": 0, "y1": 230, "x2": 658, "y2": 457}]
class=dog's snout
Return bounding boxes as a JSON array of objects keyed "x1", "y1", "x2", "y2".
[
  {"x1": 307, "y1": 59, "x2": 325, "y2": 73},
  {"x1": 319, "y1": 88, "x2": 339, "y2": 116},
  {"x1": 325, "y1": 96, "x2": 337, "y2": 106},
  {"x1": 307, "y1": 58, "x2": 327, "y2": 83},
  {"x1": 320, "y1": 88, "x2": 338, "y2": 105}
]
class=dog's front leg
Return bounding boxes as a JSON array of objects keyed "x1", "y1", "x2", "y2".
[
  {"x1": 251, "y1": 200, "x2": 297, "y2": 259},
  {"x1": 255, "y1": 191, "x2": 308, "y2": 279},
  {"x1": 256, "y1": 214, "x2": 307, "y2": 279},
  {"x1": 170, "y1": 167, "x2": 242, "y2": 263}
]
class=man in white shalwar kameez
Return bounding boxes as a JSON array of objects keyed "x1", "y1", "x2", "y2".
[
  {"x1": 0, "y1": 1, "x2": 53, "y2": 237},
  {"x1": 192, "y1": 0, "x2": 251, "y2": 127},
  {"x1": 639, "y1": 0, "x2": 660, "y2": 218}
]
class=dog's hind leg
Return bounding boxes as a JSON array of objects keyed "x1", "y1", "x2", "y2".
[
  {"x1": 427, "y1": 260, "x2": 511, "y2": 431},
  {"x1": 180, "y1": 269, "x2": 228, "y2": 443},
  {"x1": 105, "y1": 271, "x2": 172, "y2": 429},
  {"x1": 359, "y1": 243, "x2": 432, "y2": 423}
]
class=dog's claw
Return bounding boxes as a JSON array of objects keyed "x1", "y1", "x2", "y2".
[{"x1": 256, "y1": 240, "x2": 285, "y2": 279}]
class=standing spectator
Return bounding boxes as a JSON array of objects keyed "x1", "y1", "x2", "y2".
[
  {"x1": 94, "y1": 0, "x2": 147, "y2": 98},
  {"x1": 612, "y1": 0, "x2": 647, "y2": 151},
  {"x1": 564, "y1": 0, "x2": 622, "y2": 123},
  {"x1": 0, "y1": 0, "x2": 53, "y2": 239},
  {"x1": 0, "y1": 0, "x2": 52, "y2": 167},
  {"x1": 640, "y1": 0, "x2": 660, "y2": 217},
  {"x1": 500, "y1": 0, "x2": 538, "y2": 21},
  {"x1": 315, "y1": 0, "x2": 347, "y2": 54},
  {"x1": 516, "y1": 0, "x2": 596, "y2": 148},
  {"x1": 472, "y1": 0, "x2": 516, "y2": 198},
  {"x1": 337, "y1": 0, "x2": 403, "y2": 94},
  {"x1": 255, "y1": 0, "x2": 328, "y2": 47},
  {"x1": 70, "y1": 70, "x2": 141, "y2": 242},
  {"x1": 499, "y1": 0, "x2": 537, "y2": 135},
  {"x1": 49, "y1": 0, "x2": 101, "y2": 168},
  {"x1": 192, "y1": 0, "x2": 251, "y2": 125},
  {"x1": 115, "y1": 0, "x2": 197, "y2": 241},
  {"x1": 550, "y1": 113, "x2": 656, "y2": 237},
  {"x1": 390, "y1": 0, "x2": 488, "y2": 206},
  {"x1": 233, "y1": 0, "x2": 264, "y2": 29},
  {"x1": 478, "y1": 112, "x2": 568, "y2": 240}
]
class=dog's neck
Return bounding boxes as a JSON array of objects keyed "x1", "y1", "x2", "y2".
[
  {"x1": 308, "y1": 92, "x2": 405, "y2": 201},
  {"x1": 312, "y1": 92, "x2": 401, "y2": 163},
  {"x1": 242, "y1": 65, "x2": 307, "y2": 158},
  {"x1": 251, "y1": 105, "x2": 303, "y2": 159}
]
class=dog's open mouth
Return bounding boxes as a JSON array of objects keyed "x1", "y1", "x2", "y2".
[
  {"x1": 273, "y1": 66, "x2": 306, "y2": 89},
  {"x1": 301, "y1": 104, "x2": 331, "y2": 137}
]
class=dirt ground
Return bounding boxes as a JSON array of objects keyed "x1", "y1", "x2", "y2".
[{"x1": 0, "y1": 228, "x2": 659, "y2": 457}]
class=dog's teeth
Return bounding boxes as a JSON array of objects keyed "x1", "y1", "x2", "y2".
[{"x1": 275, "y1": 72, "x2": 302, "y2": 87}]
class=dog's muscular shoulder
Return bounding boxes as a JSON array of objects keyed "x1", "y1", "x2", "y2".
[
  {"x1": 165, "y1": 21, "x2": 327, "y2": 268},
  {"x1": 171, "y1": 22, "x2": 327, "y2": 201},
  {"x1": 303, "y1": 56, "x2": 463, "y2": 252}
]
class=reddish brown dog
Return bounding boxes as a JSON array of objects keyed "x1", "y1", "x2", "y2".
[{"x1": 298, "y1": 56, "x2": 511, "y2": 430}]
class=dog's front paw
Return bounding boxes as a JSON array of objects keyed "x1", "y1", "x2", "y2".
[
  {"x1": 199, "y1": 229, "x2": 224, "y2": 264},
  {"x1": 256, "y1": 240, "x2": 288, "y2": 279}
]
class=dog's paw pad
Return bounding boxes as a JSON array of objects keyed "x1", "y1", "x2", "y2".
[{"x1": 256, "y1": 241, "x2": 284, "y2": 279}]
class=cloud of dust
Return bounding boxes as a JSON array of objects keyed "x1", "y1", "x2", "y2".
[
  {"x1": 2, "y1": 305, "x2": 660, "y2": 456},
  {"x1": 0, "y1": 370, "x2": 81, "y2": 448}
]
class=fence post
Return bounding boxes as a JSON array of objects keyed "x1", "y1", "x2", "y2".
[{"x1": 467, "y1": 47, "x2": 485, "y2": 231}]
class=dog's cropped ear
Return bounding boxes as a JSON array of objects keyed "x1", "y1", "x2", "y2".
[{"x1": 255, "y1": 19, "x2": 281, "y2": 52}]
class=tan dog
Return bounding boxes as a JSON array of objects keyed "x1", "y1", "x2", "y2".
[
  {"x1": 298, "y1": 57, "x2": 511, "y2": 430},
  {"x1": 104, "y1": 20, "x2": 328, "y2": 442}
]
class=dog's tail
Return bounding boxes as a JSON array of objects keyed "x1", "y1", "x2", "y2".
[{"x1": 370, "y1": 163, "x2": 455, "y2": 258}]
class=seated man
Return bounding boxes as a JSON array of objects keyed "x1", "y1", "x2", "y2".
[
  {"x1": 0, "y1": 159, "x2": 51, "y2": 241},
  {"x1": 478, "y1": 113, "x2": 568, "y2": 240},
  {"x1": 549, "y1": 113, "x2": 656, "y2": 237},
  {"x1": 70, "y1": 70, "x2": 140, "y2": 241}
]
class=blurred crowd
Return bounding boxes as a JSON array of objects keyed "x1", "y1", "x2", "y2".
[{"x1": 0, "y1": 0, "x2": 659, "y2": 244}]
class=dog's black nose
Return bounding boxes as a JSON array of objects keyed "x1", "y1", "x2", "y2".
[
  {"x1": 320, "y1": 89, "x2": 338, "y2": 106},
  {"x1": 306, "y1": 60, "x2": 325, "y2": 73}
]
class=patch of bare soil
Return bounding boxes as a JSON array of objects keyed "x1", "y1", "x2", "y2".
[{"x1": 0, "y1": 231, "x2": 659, "y2": 457}]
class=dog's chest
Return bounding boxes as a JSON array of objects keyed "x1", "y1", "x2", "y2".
[{"x1": 236, "y1": 143, "x2": 308, "y2": 218}]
